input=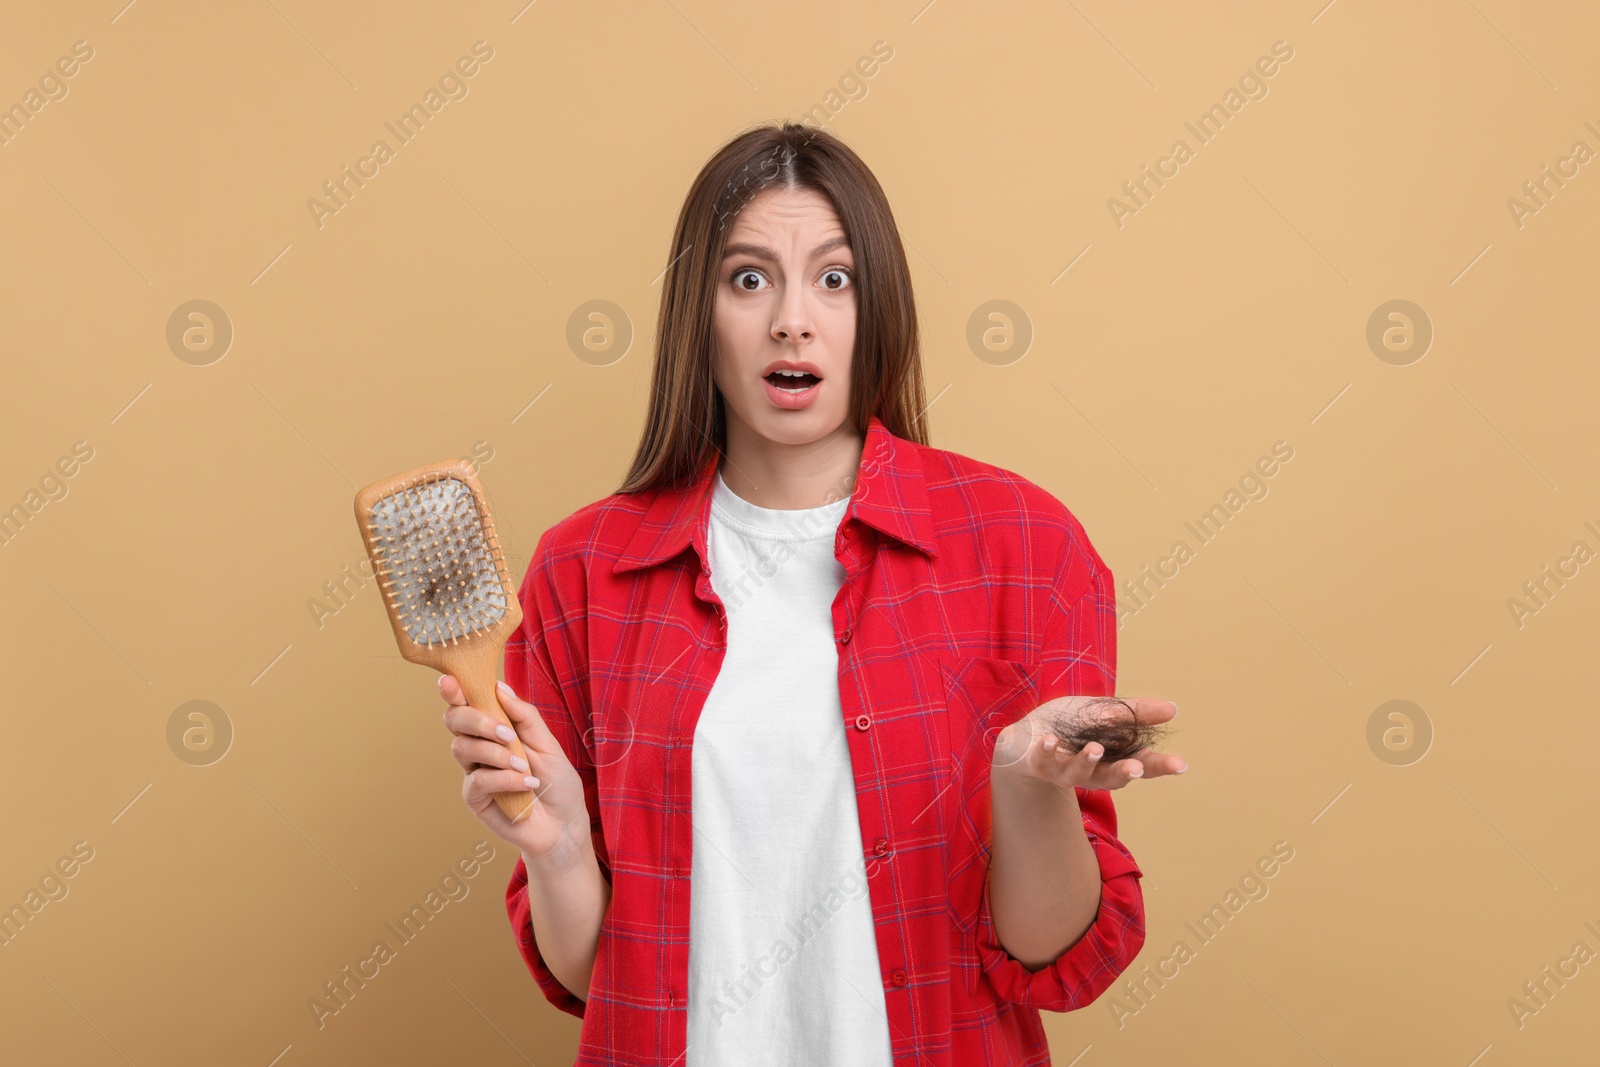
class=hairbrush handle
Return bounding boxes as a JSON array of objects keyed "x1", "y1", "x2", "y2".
[{"x1": 443, "y1": 644, "x2": 535, "y2": 825}]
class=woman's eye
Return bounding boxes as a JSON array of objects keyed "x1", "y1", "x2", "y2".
[{"x1": 728, "y1": 266, "x2": 853, "y2": 291}]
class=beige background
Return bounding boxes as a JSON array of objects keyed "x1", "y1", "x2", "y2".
[{"x1": 2, "y1": 1, "x2": 1597, "y2": 1064}]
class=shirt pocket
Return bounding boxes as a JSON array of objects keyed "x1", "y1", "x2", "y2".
[{"x1": 936, "y1": 652, "x2": 1042, "y2": 943}]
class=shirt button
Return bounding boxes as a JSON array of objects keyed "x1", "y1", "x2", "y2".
[
  {"x1": 873, "y1": 838, "x2": 889, "y2": 856},
  {"x1": 891, "y1": 969, "x2": 908, "y2": 987},
  {"x1": 854, "y1": 714, "x2": 871, "y2": 731},
  {"x1": 839, "y1": 627, "x2": 852, "y2": 645}
]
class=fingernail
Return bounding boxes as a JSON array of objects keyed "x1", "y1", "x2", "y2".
[
  {"x1": 496, "y1": 725, "x2": 515, "y2": 742},
  {"x1": 437, "y1": 676, "x2": 445, "y2": 691},
  {"x1": 1129, "y1": 767, "x2": 1143, "y2": 778},
  {"x1": 1176, "y1": 762, "x2": 1188, "y2": 774},
  {"x1": 510, "y1": 755, "x2": 529, "y2": 773},
  {"x1": 497, "y1": 680, "x2": 514, "y2": 699},
  {"x1": 524, "y1": 775, "x2": 540, "y2": 789}
]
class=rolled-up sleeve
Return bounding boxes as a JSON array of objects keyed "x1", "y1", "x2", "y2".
[
  {"x1": 973, "y1": 784, "x2": 1145, "y2": 1010},
  {"x1": 501, "y1": 535, "x2": 605, "y2": 1020},
  {"x1": 975, "y1": 545, "x2": 1146, "y2": 1011}
]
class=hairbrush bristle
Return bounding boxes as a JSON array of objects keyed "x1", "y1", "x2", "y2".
[{"x1": 367, "y1": 474, "x2": 507, "y2": 646}]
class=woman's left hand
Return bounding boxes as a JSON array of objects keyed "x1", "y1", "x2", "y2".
[{"x1": 991, "y1": 696, "x2": 1187, "y2": 790}]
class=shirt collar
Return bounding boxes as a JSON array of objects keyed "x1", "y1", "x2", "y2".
[{"x1": 612, "y1": 414, "x2": 938, "y2": 575}]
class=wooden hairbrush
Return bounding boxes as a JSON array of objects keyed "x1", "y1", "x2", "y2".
[{"x1": 354, "y1": 459, "x2": 532, "y2": 823}]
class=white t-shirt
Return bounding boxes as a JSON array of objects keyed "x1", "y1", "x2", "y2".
[{"x1": 685, "y1": 469, "x2": 894, "y2": 1065}]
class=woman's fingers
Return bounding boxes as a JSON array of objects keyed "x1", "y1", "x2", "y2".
[
  {"x1": 1044, "y1": 695, "x2": 1189, "y2": 787},
  {"x1": 494, "y1": 680, "x2": 560, "y2": 751},
  {"x1": 1032, "y1": 732, "x2": 1148, "y2": 790},
  {"x1": 439, "y1": 675, "x2": 545, "y2": 778},
  {"x1": 1071, "y1": 739, "x2": 1105, "y2": 778},
  {"x1": 1128, "y1": 696, "x2": 1179, "y2": 727},
  {"x1": 1110, "y1": 757, "x2": 1144, "y2": 783},
  {"x1": 441, "y1": 698, "x2": 516, "y2": 746},
  {"x1": 1027, "y1": 731, "x2": 1084, "y2": 785},
  {"x1": 462, "y1": 766, "x2": 540, "y2": 809},
  {"x1": 1138, "y1": 750, "x2": 1190, "y2": 777},
  {"x1": 439, "y1": 673, "x2": 469, "y2": 708},
  {"x1": 449, "y1": 733, "x2": 531, "y2": 775},
  {"x1": 1087, "y1": 755, "x2": 1194, "y2": 788},
  {"x1": 1014, "y1": 705, "x2": 1190, "y2": 789}
]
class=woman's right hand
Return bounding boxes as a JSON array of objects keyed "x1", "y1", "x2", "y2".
[{"x1": 439, "y1": 674, "x2": 592, "y2": 867}]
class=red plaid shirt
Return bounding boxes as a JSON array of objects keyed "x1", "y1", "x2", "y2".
[{"x1": 503, "y1": 414, "x2": 1144, "y2": 1065}]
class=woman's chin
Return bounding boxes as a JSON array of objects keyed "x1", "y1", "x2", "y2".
[{"x1": 735, "y1": 403, "x2": 852, "y2": 448}]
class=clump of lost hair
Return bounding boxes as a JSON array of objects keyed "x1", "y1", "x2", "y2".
[{"x1": 1043, "y1": 697, "x2": 1171, "y2": 765}]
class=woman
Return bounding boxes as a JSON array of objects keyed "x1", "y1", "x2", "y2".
[{"x1": 439, "y1": 121, "x2": 1186, "y2": 1066}]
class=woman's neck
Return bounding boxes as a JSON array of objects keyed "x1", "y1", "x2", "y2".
[{"x1": 719, "y1": 418, "x2": 864, "y2": 510}]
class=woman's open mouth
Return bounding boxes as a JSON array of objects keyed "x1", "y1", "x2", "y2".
[
  {"x1": 766, "y1": 369, "x2": 821, "y2": 392},
  {"x1": 760, "y1": 364, "x2": 824, "y2": 409}
]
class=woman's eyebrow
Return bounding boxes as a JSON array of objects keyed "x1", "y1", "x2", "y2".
[{"x1": 722, "y1": 236, "x2": 851, "y2": 262}]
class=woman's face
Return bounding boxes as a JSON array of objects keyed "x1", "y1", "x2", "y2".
[{"x1": 712, "y1": 185, "x2": 857, "y2": 449}]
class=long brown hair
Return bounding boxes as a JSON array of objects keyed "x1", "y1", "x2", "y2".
[{"x1": 617, "y1": 121, "x2": 928, "y2": 493}]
